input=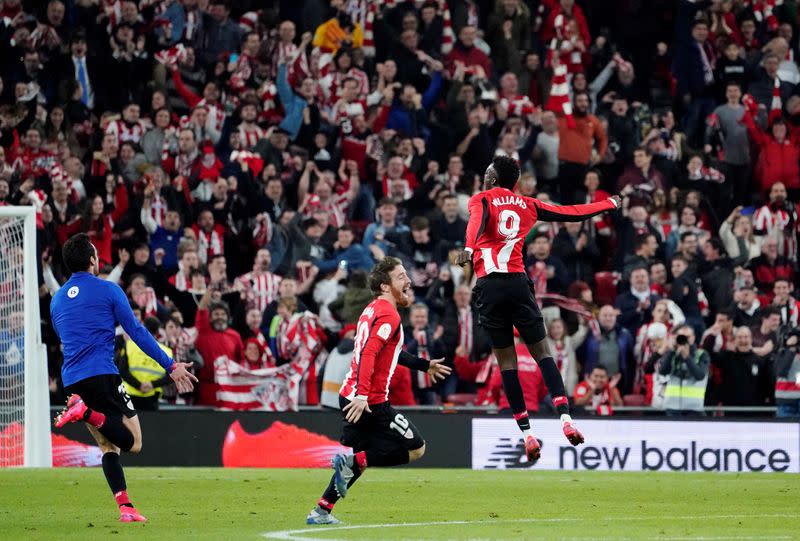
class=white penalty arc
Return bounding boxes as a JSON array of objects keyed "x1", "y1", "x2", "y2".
[{"x1": 261, "y1": 513, "x2": 796, "y2": 541}]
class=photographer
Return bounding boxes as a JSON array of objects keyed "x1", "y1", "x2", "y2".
[
  {"x1": 658, "y1": 325, "x2": 710, "y2": 415},
  {"x1": 775, "y1": 329, "x2": 800, "y2": 418}
]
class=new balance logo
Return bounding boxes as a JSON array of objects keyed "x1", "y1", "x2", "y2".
[{"x1": 484, "y1": 437, "x2": 544, "y2": 469}]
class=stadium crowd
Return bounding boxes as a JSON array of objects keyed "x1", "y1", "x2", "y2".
[{"x1": 0, "y1": 0, "x2": 799, "y2": 416}]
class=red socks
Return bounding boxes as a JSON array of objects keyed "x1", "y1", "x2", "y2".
[
  {"x1": 355, "y1": 451, "x2": 368, "y2": 470},
  {"x1": 83, "y1": 409, "x2": 106, "y2": 428},
  {"x1": 114, "y1": 490, "x2": 133, "y2": 508},
  {"x1": 317, "y1": 498, "x2": 333, "y2": 512},
  {"x1": 552, "y1": 395, "x2": 569, "y2": 416}
]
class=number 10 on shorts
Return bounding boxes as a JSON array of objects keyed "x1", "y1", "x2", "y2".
[{"x1": 390, "y1": 413, "x2": 413, "y2": 439}]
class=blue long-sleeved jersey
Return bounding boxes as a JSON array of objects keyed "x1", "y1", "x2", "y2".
[{"x1": 51, "y1": 272, "x2": 173, "y2": 387}]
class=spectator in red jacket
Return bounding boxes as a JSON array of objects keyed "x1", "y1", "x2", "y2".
[
  {"x1": 444, "y1": 25, "x2": 492, "y2": 78},
  {"x1": 573, "y1": 365, "x2": 623, "y2": 415},
  {"x1": 194, "y1": 289, "x2": 244, "y2": 406},
  {"x1": 57, "y1": 186, "x2": 128, "y2": 268},
  {"x1": 747, "y1": 236, "x2": 795, "y2": 299},
  {"x1": 742, "y1": 113, "x2": 800, "y2": 196},
  {"x1": 541, "y1": 0, "x2": 591, "y2": 48}
]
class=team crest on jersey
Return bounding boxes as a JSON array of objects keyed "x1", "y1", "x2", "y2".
[
  {"x1": 376, "y1": 323, "x2": 392, "y2": 340},
  {"x1": 67, "y1": 286, "x2": 79, "y2": 298}
]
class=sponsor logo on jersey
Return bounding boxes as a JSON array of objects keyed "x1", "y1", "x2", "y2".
[{"x1": 376, "y1": 323, "x2": 392, "y2": 340}]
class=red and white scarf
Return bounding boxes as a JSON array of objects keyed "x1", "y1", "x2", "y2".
[
  {"x1": 363, "y1": 0, "x2": 453, "y2": 57},
  {"x1": 238, "y1": 123, "x2": 268, "y2": 150},
  {"x1": 458, "y1": 308, "x2": 473, "y2": 354},
  {"x1": 106, "y1": 119, "x2": 146, "y2": 145},
  {"x1": 175, "y1": 149, "x2": 199, "y2": 178},
  {"x1": 414, "y1": 330, "x2": 432, "y2": 389},
  {"x1": 194, "y1": 225, "x2": 223, "y2": 264},
  {"x1": 170, "y1": 269, "x2": 190, "y2": 291},
  {"x1": 132, "y1": 287, "x2": 158, "y2": 318}
]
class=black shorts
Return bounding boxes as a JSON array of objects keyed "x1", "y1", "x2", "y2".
[
  {"x1": 472, "y1": 272, "x2": 547, "y2": 349},
  {"x1": 64, "y1": 374, "x2": 137, "y2": 419},
  {"x1": 339, "y1": 396, "x2": 424, "y2": 453}
]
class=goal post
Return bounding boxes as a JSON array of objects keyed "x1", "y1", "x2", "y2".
[{"x1": 0, "y1": 206, "x2": 52, "y2": 467}]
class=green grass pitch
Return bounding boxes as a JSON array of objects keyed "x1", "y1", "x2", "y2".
[{"x1": 0, "y1": 468, "x2": 797, "y2": 541}]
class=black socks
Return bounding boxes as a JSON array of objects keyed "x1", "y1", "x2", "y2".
[
  {"x1": 501, "y1": 369, "x2": 531, "y2": 431},
  {"x1": 537, "y1": 357, "x2": 570, "y2": 415}
]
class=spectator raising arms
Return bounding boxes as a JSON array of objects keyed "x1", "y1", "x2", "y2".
[{"x1": 2, "y1": 0, "x2": 795, "y2": 418}]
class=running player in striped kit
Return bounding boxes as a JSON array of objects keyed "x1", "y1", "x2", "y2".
[{"x1": 306, "y1": 257, "x2": 451, "y2": 525}]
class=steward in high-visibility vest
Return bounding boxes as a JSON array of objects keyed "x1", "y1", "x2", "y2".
[
  {"x1": 117, "y1": 317, "x2": 173, "y2": 410},
  {"x1": 123, "y1": 339, "x2": 173, "y2": 398},
  {"x1": 657, "y1": 329, "x2": 710, "y2": 414}
]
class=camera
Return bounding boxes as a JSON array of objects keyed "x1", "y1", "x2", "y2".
[{"x1": 676, "y1": 335, "x2": 689, "y2": 346}]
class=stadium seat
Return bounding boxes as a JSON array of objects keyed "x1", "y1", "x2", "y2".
[
  {"x1": 622, "y1": 394, "x2": 647, "y2": 407},
  {"x1": 445, "y1": 393, "x2": 478, "y2": 406}
]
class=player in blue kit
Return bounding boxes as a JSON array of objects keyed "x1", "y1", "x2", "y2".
[{"x1": 51, "y1": 233, "x2": 197, "y2": 523}]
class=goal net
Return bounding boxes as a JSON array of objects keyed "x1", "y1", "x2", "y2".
[{"x1": 0, "y1": 207, "x2": 51, "y2": 467}]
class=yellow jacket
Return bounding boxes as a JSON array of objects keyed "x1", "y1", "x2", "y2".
[
  {"x1": 312, "y1": 18, "x2": 363, "y2": 53},
  {"x1": 123, "y1": 339, "x2": 173, "y2": 398}
]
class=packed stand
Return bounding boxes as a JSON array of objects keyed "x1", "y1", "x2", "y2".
[{"x1": 0, "y1": 0, "x2": 798, "y2": 416}]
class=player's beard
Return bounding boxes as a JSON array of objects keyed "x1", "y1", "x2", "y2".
[{"x1": 392, "y1": 283, "x2": 412, "y2": 307}]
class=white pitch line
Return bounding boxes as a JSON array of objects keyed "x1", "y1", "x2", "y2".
[{"x1": 261, "y1": 513, "x2": 797, "y2": 541}]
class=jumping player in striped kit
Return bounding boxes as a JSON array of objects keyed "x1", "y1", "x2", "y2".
[
  {"x1": 456, "y1": 156, "x2": 622, "y2": 463},
  {"x1": 306, "y1": 257, "x2": 452, "y2": 525}
]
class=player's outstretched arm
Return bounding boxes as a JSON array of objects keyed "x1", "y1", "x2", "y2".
[
  {"x1": 398, "y1": 352, "x2": 452, "y2": 382},
  {"x1": 109, "y1": 283, "x2": 198, "y2": 392},
  {"x1": 531, "y1": 195, "x2": 621, "y2": 222},
  {"x1": 460, "y1": 194, "x2": 486, "y2": 264}
]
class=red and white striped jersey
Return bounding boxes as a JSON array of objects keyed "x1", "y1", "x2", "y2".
[
  {"x1": 148, "y1": 195, "x2": 167, "y2": 226},
  {"x1": 238, "y1": 123, "x2": 268, "y2": 150},
  {"x1": 340, "y1": 298, "x2": 404, "y2": 404},
  {"x1": 334, "y1": 100, "x2": 368, "y2": 136},
  {"x1": 753, "y1": 204, "x2": 799, "y2": 261},
  {"x1": 106, "y1": 119, "x2": 147, "y2": 144},
  {"x1": 649, "y1": 210, "x2": 678, "y2": 242},
  {"x1": 465, "y1": 187, "x2": 617, "y2": 278},
  {"x1": 301, "y1": 191, "x2": 351, "y2": 228},
  {"x1": 235, "y1": 271, "x2": 282, "y2": 313}
]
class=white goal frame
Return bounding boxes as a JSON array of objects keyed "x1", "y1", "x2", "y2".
[{"x1": 0, "y1": 206, "x2": 52, "y2": 467}]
